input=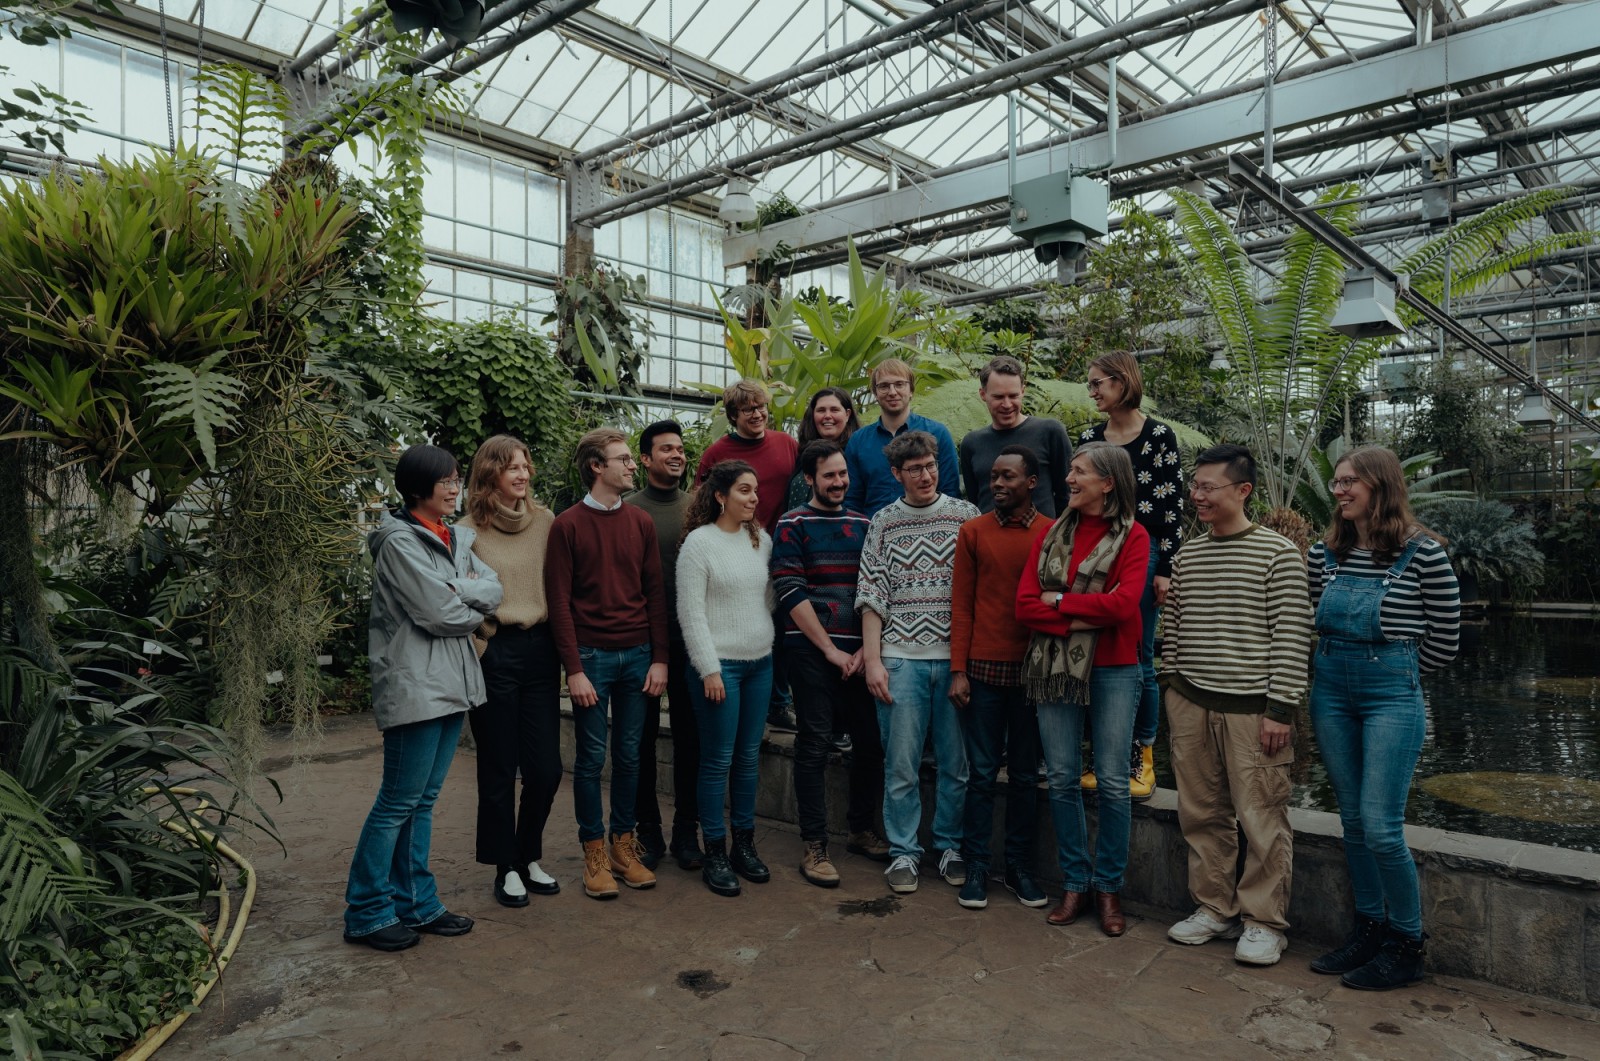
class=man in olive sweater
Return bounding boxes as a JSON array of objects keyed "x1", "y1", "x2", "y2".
[
  {"x1": 1160, "y1": 443, "x2": 1313, "y2": 967},
  {"x1": 625, "y1": 420, "x2": 702, "y2": 871},
  {"x1": 546, "y1": 428, "x2": 669, "y2": 900}
]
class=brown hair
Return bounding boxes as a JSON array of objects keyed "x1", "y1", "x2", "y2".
[
  {"x1": 1089, "y1": 350, "x2": 1143, "y2": 410},
  {"x1": 466, "y1": 434, "x2": 532, "y2": 525},
  {"x1": 978, "y1": 354, "x2": 1025, "y2": 389},
  {"x1": 1073, "y1": 441, "x2": 1139, "y2": 524},
  {"x1": 798, "y1": 387, "x2": 860, "y2": 446},
  {"x1": 575, "y1": 427, "x2": 627, "y2": 489},
  {"x1": 722, "y1": 378, "x2": 770, "y2": 425},
  {"x1": 1323, "y1": 445, "x2": 1445, "y2": 563},
  {"x1": 682, "y1": 459, "x2": 762, "y2": 549},
  {"x1": 883, "y1": 429, "x2": 938, "y2": 470}
]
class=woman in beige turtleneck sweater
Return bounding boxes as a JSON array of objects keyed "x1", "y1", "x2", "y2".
[{"x1": 460, "y1": 435, "x2": 561, "y2": 908}]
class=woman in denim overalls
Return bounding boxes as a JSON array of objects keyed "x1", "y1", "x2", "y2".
[{"x1": 1306, "y1": 447, "x2": 1461, "y2": 991}]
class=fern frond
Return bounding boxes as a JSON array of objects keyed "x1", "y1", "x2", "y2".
[
  {"x1": 192, "y1": 64, "x2": 292, "y2": 168},
  {"x1": 0, "y1": 770, "x2": 103, "y2": 943},
  {"x1": 142, "y1": 351, "x2": 247, "y2": 471},
  {"x1": 1402, "y1": 187, "x2": 1576, "y2": 294}
]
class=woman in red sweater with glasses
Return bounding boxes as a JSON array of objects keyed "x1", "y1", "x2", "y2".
[{"x1": 1016, "y1": 441, "x2": 1148, "y2": 937}]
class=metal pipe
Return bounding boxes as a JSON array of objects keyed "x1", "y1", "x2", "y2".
[
  {"x1": 573, "y1": 0, "x2": 1005, "y2": 168},
  {"x1": 288, "y1": 4, "x2": 388, "y2": 77},
  {"x1": 573, "y1": 0, "x2": 1264, "y2": 227},
  {"x1": 1106, "y1": 56, "x2": 1118, "y2": 168}
]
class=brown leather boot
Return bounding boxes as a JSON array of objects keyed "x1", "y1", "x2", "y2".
[
  {"x1": 1096, "y1": 890, "x2": 1126, "y2": 937},
  {"x1": 609, "y1": 831, "x2": 657, "y2": 889},
  {"x1": 1047, "y1": 890, "x2": 1089, "y2": 926},
  {"x1": 799, "y1": 840, "x2": 840, "y2": 888},
  {"x1": 582, "y1": 838, "x2": 618, "y2": 900}
]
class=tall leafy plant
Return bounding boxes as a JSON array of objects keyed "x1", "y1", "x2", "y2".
[{"x1": 1173, "y1": 184, "x2": 1599, "y2": 514}]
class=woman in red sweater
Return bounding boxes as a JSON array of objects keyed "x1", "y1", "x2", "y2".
[{"x1": 1017, "y1": 441, "x2": 1148, "y2": 937}]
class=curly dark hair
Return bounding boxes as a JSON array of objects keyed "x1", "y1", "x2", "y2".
[{"x1": 682, "y1": 459, "x2": 762, "y2": 549}]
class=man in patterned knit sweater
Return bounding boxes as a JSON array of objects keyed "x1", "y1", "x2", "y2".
[
  {"x1": 1161, "y1": 443, "x2": 1313, "y2": 967},
  {"x1": 857, "y1": 431, "x2": 980, "y2": 895},
  {"x1": 771, "y1": 440, "x2": 889, "y2": 888}
]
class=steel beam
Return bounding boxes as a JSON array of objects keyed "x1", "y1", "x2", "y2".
[
  {"x1": 578, "y1": 0, "x2": 1264, "y2": 229},
  {"x1": 1224, "y1": 153, "x2": 1600, "y2": 434},
  {"x1": 728, "y1": 0, "x2": 1600, "y2": 266}
]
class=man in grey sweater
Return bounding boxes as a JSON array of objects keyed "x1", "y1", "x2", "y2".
[{"x1": 958, "y1": 355, "x2": 1072, "y2": 516}]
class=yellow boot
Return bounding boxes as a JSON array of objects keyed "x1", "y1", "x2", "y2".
[
  {"x1": 582, "y1": 838, "x2": 619, "y2": 899},
  {"x1": 1130, "y1": 743, "x2": 1155, "y2": 802},
  {"x1": 609, "y1": 831, "x2": 657, "y2": 889}
]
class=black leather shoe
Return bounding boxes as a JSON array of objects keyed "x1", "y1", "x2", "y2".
[
  {"x1": 635, "y1": 823, "x2": 666, "y2": 870},
  {"x1": 670, "y1": 826, "x2": 704, "y2": 870},
  {"x1": 344, "y1": 923, "x2": 420, "y2": 951},
  {"x1": 729, "y1": 828, "x2": 770, "y2": 883},
  {"x1": 1311, "y1": 915, "x2": 1386, "y2": 975},
  {"x1": 411, "y1": 911, "x2": 474, "y2": 937},
  {"x1": 702, "y1": 838, "x2": 741, "y2": 897}
]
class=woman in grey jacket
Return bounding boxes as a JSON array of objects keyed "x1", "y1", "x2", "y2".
[{"x1": 343, "y1": 445, "x2": 503, "y2": 952}]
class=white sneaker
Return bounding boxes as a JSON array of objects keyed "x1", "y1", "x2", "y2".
[
  {"x1": 938, "y1": 849, "x2": 967, "y2": 886},
  {"x1": 885, "y1": 854, "x2": 920, "y2": 893},
  {"x1": 1234, "y1": 924, "x2": 1287, "y2": 966},
  {"x1": 1167, "y1": 908, "x2": 1244, "y2": 945},
  {"x1": 524, "y1": 861, "x2": 556, "y2": 887}
]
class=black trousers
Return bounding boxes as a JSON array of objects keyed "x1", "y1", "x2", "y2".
[
  {"x1": 469, "y1": 624, "x2": 562, "y2": 866},
  {"x1": 788, "y1": 639, "x2": 885, "y2": 843},
  {"x1": 637, "y1": 638, "x2": 700, "y2": 831}
]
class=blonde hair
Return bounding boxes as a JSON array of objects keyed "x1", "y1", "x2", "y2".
[
  {"x1": 871, "y1": 358, "x2": 916, "y2": 389},
  {"x1": 466, "y1": 434, "x2": 532, "y2": 525},
  {"x1": 722, "y1": 378, "x2": 770, "y2": 425}
]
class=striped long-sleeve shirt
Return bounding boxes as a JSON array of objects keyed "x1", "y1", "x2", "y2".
[
  {"x1": 1306, "y1": 539, "x2": 1461, "y2": 673},
  {"x1": 771, "y1": 504, "x2": 873, "y2": 651},
  {"x1": 1160, "y1": 525, "x2": 1314, "y2": 723},
  {"x1": 856, "y1": 494, "x2": 980, "y2": 659}
]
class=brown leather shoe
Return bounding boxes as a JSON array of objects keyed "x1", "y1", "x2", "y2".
[
  {"x1": 1046, "y1": 890, "x2": 1089, "y2": 926},
  {"x1": 1096, "y1": 890, "x2": 1126, "y2": 937}
]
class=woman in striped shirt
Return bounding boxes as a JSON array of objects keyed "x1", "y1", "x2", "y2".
[{"x1": 1306, "y1": 446, "x2": 1460, "y2": 992}]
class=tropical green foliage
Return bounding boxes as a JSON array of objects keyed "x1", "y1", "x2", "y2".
[
  {"x1": 545, "y1": 267, "x2": 654, "y2": 409},
  {"x1": 1171, "y1": 184, "x2": 1599, "y2": 513},
  {"x1": 0, "y1": 0, "x2": 111, "y2": 153},
  {"x1": 1392, "y1": 361, "x2": 1543, "y2": 494},
  {"x1": 1426, "y1": 498, "x2": 1546, "y2": 600}
]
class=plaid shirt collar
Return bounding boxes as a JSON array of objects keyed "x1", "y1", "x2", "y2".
[{"x1": 993, "y1": 506, "x2": 1038, "y2": 529}]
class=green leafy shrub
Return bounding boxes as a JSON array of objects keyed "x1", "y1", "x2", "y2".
[{"x1": 1426, "y1": 498, "x2": 1546, "y2": 601}]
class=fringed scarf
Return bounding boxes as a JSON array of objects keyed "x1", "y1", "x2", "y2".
[{"x1": 1022, "y1": 511, "x2": 1133, "y2": 704}]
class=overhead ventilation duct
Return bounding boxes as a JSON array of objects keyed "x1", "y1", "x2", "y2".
[
  {"x1": 1006, "y1": 173, "x2": 1108, "y2": 282},
  {"x1": 1330, "y1": 269, "x2": 1406, "y2": 339}
]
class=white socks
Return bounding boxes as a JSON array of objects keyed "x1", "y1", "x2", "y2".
[
  {"x1": 500, "y1": 870, "x2": 527, "y2": 898},
  {"x1": 524, "y1": 861, "x2": 556, "y2": 886}
]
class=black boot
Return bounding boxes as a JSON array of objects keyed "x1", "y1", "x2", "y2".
[
  {"x1": 701, "y1": 837, "x2": 741, "y2": 897},
  {"x1": 669, "y1": 824, "x2": 704, "y2": 870},
  {"x1": 634, "y1": 822, "x2": 666, "y2": 870},
  {"x1": 1341, "y1": 929, "x2": 1428, "y2": 991},
  {"x1": 1311, "y1": 915, "x2": 1386, "y2": 975},
  {"x1": 729, "y1": 828, "x2": 771, "y2": 883}
]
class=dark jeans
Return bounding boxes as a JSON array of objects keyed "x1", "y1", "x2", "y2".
[
  {"x1": 571, "y1": 643, "x2": 651, "y2": 843},
  {"x1": 689, "y1": 656, "x2": 773, "y2": 841},
  {"x1": 788, "y1": 640, "x2": 885, "y2": 843},
  {"x1": 469, "y1": 624, "x2": 562, "y2": 866},
  {"x1": 637, "y1": 638, "x2": 699, "y2": 831},
  {"x1": 959, "y1": 678, "x2": 1039, "y2": 871}
]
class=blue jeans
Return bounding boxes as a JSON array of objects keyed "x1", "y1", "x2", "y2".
[
  {"x1": 959, "y1": 678, "x2": 1039, "y2": 870},
  {"x1": 1311, "y1": 638, "x2": 1427, "y2": 938},
  {"x1": 344, "y1": 712, "x2": 466, "y2": 936},
  {"x1": 876, "y1": 656, "x2": 967, "y2": 860},
  {"x1": 1135, "y1": 542, "x2": 1162, "y2": 745},
  {"x1": 571, "y1": 643, "x2": 652, "y2": 843},
  {"x1": 1037, "y1": 665, "x2": 1141, "y2": 893},
  {"x1": 690, "y1": 656, "x2": 773, "y2": 842}
]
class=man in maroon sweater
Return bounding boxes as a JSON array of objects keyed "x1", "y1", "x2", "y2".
[{"x1": 545, "y1": 428, "x2": 669, "y2": 900}]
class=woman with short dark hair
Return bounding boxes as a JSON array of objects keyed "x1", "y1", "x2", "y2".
[{"x1": 343, "y1": 444, "x2": 502, "y2": 951}]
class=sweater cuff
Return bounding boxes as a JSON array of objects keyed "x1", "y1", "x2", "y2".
[{"x1": 1264, "y1": 700, "x2": 1294, "y2": 724}]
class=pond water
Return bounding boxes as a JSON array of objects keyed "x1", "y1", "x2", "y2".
[{"x1": 1296, "y1": 617, "x2": 1600, "y2": 852}]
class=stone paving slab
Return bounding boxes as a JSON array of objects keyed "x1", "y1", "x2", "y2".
[{"x1": 163, "y1": 714, "x2": 1599, "y2": 1061}]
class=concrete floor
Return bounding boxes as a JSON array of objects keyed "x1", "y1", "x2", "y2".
[{"x1": 163, "y1": 714, "x2": 1600, "y2": 1060}]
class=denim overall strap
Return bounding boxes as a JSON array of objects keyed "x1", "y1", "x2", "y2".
[{"x1": 1315, "y1": 537, "x2": 1425, "y2": 644}]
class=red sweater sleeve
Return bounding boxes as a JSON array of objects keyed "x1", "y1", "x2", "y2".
[
  {"x1": 1016, "y1": 521, "x2": 1148, "y2": 636},
  {"x1": 949, "y1": 522, "x2": 978, "y2": 672},
  {"x1": 545, "y1": 517, "x2": 582, "y2": 676}
]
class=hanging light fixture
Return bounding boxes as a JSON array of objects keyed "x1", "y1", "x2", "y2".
[
  {"x1": 718, "y1": 178, "x2": 758, "y2": 225},
  {"x1": 1208, "y1": 348, "x2": 1231, "y2": 371},
  {"x1": 1330, "y1": 269, "x2": 1406, "y2": 339},
  {"x1": 1515, "y1": 332, "x2": 1556, "y2": 426}
]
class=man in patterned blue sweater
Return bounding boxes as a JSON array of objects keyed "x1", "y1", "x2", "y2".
[{"x1": 857, "y1": 431, "x2": 980, "y2": 895}]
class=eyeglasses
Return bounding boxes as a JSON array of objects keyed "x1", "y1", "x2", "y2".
[
  {"x1": 1086, "y1": 375, "x2": 1119, "y2": 392},
  {"x1": 899, "y1": 461, "x2": 939, "y2": 480},
  {"x1": 874, "y1": 380, "x2": 912, "y2": 393},
  {"x1": 602, "y1": 455, "x2": 638, "y2": 467},
  {"x1": 436, "y1": 477, "x2": 462, "y2": 489},
  {"x1": 1187, "y1": 479, "x2": 1242, "y2": 496},
  {"x1": 1328, "y1": 477, "x2": 1362, "y2": 492}
]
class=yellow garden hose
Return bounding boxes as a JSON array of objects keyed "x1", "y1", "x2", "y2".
[{"x1": 114, "y1": 787, "x2": 259, "y2": 1061}]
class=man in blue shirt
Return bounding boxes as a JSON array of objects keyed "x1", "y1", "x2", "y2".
[{"x1": 844, "y1": 358, "x2": 961, "y2": 517}]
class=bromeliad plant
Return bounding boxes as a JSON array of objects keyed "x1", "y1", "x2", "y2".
[{"x1": 1172, "y1": 184, "x2": 1598, "y2": 516}]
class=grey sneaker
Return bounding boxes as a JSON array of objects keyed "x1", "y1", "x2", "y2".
[
  {"x1": 1168, "y1": 908, "x2": 1244, "y2": 945},
  {"x1": 938, "y1": 849, "x2": 967, "y2": 886},
  {"x1": 1234, "y1": 924, "x2": 1287, "y2": 966},
  {"x1": 885, "y1": 854, "x2": 919, "y2": 893}
]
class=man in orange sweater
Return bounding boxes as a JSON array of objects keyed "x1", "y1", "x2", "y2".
[{"x1": 948, "y1": 445, "x2": 1050, "y2": 911}]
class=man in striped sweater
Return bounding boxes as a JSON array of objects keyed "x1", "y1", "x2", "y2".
[
  {"x1": 1160, "y1": 443, "x2": 1313, "y2": 967},
  {"x1": 771, "y1": 440, "x2": 889, "y2": 887},
  {"x1": 857, "y1": 431, "x2": 980, "y2": 894}
]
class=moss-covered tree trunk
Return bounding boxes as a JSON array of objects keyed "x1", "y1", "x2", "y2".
[{"x1": 0, "y1": 439, "x2": 64, "y2": 678}]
